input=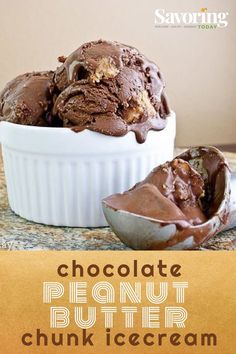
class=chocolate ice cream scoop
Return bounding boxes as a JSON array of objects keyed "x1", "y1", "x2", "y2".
[
  {"x1": 53, "y1": 80, "x2": 128, "y2": 136},
  {"x1": 0, "y1": 40, "x2": 171, "y2": 142},
  {"x1": 0, "y1": 71, "x2": 55, "y2": 126},
  {"x1": 103, "y1": 147, "x2": 232, "y2": 250},
  {"x1": 54, "y1": 40, "x2": 170, "y2": 142}
]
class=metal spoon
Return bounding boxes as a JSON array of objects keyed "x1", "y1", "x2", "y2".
[{"x1": 102, "y1": 147, "x2": 235, "y2": 250}]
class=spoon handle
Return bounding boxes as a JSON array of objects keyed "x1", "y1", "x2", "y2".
[{"x1": 223, "y1": 172, "x2": 236, "y2": 231}]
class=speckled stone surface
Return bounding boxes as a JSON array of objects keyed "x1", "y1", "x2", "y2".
[{"x1": 0, "y1": 149, "x2": 235, "y2": 251}]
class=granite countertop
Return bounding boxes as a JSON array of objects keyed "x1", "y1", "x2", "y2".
[{"x1": 0, "y1": 150, "x2": 236, "y2": 251}]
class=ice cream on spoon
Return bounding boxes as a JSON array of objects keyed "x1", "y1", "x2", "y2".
[{"x1": 103, "y1": 146, "x2": 234, "y2": 250}]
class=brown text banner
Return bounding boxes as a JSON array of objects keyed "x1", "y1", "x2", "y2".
[{"x1": 0, "y1": 251, "x2": 235, "y2": 353}]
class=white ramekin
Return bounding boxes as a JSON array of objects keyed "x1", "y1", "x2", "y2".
[{"x1": 0, "y1": 112, "x2": 176, "y2": 227}]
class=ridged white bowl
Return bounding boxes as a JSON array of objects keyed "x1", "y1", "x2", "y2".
[{"x1": 0, "y1": 112, "x2": 176, "y2": 227}]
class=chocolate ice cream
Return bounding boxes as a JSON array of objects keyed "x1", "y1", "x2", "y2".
[
  {"x1": 104, "y1": 147, "x2": 230, "y2": 228},
  {"x1": 103, "y1": 147, "x2": 231, "y2": 250},
  {"x1": 104, "y1": 158, "x2": 207, "y2": 227},
  {"x1": 54, "y1": 40, "x2": 170, "y2": 142},
  {"x1": 0, "y1": 71, "x2": 55, "y2": 126},
  {"x1": 0, "y1": 40, "x2": 170, "y2": 143}
]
